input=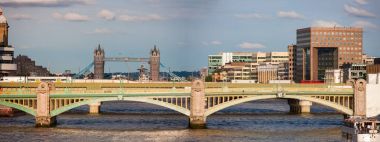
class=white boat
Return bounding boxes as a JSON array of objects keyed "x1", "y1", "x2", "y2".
[{"x1": 342, "y1": 117, "x2": 380, "y2": 142}]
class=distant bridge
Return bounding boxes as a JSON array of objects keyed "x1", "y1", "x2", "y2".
[{"x1": 0, "y1": 79, "x2": 367, "y2": 128}]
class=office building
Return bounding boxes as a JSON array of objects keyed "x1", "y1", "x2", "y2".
[
  {"x1": 292, "y1": 27, "x2": 363, "y2": 82},
  {"x1": 208, "y1": 52, "x2": 288, "y2": 75},
  {"x1": 211, "y1": 62, "x2": 289, "y2": 83},
  {"x1": 258, "y1": 64, "x2": 278, "y2": 84}
]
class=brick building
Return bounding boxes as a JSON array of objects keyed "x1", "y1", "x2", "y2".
[{"x1": 291, "y1": 27, "x2": 363, "y2": 82}]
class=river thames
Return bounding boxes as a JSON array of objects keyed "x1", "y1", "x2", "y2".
[{"x1": 0, "y1": 99, "x2": 368, "y2": 142}]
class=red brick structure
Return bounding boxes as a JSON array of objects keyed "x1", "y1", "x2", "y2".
[{"x1": 292, "y1": 27, "x2": 363, "y2": 82}]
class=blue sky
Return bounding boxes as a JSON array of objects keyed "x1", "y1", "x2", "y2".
[{"x1": 2, "y1": 0, "x2": 380, "y2": 73}]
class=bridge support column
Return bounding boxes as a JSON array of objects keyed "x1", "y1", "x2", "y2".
[
  {"x1": 288, "y1": 99, "x2": 312, "y2": 114},
  {"x1": 89, "y1": 102, "x2": 101, "y2": 114},
  {"x1": 189, "y1": 79, "x2": 207, "y2": 129},
  {"x1": 353, "y1": 79, "x2": 366, "y2": 117},
  {"x1": 35, "y1": 82, "x2": 56, "y2": 127}
]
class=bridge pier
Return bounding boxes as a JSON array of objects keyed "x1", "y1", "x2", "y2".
[
  {"x1": 288, "y1": 99, "x2": 312, "y2": 114},
  {"x1": 35, "y1": 116, "x2": 57, "y2": 127},
  {"x1": 189, "y1": 116, "x2": 207, "y2": 129},
  {"x1": 189, "y1": 79, "x2": 207, "y2": 129},
  {"x1": 89, "y1": 102, "x2": 101, "y2": 114},
  {"x1": 35, "y1": 82, "x2": 56, "y2": 127}
]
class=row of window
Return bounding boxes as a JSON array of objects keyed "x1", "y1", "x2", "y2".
[
  {"x1": 312, "y1": 42, "x2": 361, "y2": 46},
  {"x1": 339, "y1": 57, "x2": 361, "y2": 60},
  {"x1": 313, "y1": 37, "x2": 361, "y2": 41},
  {"x1": 340, "y1": 52, "x2": 362, "y2": 55},
  {"x1": 209, "y1": 56, "x2": 222, "y2": 59},
  {"x1": 233, "y1": 56, "x2": 251, "y2": 59},
  {"x1": 312, "y1": 31, "x2": 361, "y2": 36},
  {"x1": 340, "y1": 47, "x2": 361, "y2": 50}
]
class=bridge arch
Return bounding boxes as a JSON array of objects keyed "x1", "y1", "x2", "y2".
[
  {"x1": 0, "y1": 101, "x2": 36, "y2": 116},
  {"x1": 50, "y1": 97, "x2": 190, "y2": 117},
  {"x1": 204, "y1": 95, "x2": 353, "y2": 117}
]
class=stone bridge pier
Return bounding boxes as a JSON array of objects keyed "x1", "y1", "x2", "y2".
[
  {"x1": 288, "y1": 99, "x2": 312, "y2": 114},
  {"x1": 35, "y1": 82, "x2": 56, "y2": 127},
  {"x1": 89, "y1": 102, "x2": 101, "y2": 114},
  {"x1": 189, "y1": 79, "x2": 206, "y2": 129}
]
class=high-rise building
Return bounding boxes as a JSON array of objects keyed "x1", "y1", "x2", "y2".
[
  {"x1": 0, "y1": 8, "x2": 16, "y2": 76},
  {"x1": 292, "y1": 27, "x2": 363, "y2": 82}
]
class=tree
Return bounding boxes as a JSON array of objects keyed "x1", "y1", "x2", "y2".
[{"x1": 205, "y1": 75, "x2": 212, "y2": 82}]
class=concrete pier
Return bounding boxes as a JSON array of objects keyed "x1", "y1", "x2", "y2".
[
  {"x1": 35, "y1": 116, "x2": 56, "y2": 127},
  {"x1": 288, "y1": 99, "x2": 312, "y2": 114},
  {"x1": 189, "y1": 80, "x2": 207, "y2": 129},
  {"x1": 189, "y1": 117, "x2": 206, "y2": 129},
  {"x1": 35, "y1": 82, "x2": 55, "y2": 127},
  {"x1": 89, "y1": 102, "x2": 101, "y2": 114}
]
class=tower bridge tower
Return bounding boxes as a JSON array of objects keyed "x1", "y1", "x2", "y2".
[
  {"x1": 94, "y1": 45, "x2": 105, "y2": 79},
  {"x1": 149, "y1": 45, "x2": 160, "y2": 81}
]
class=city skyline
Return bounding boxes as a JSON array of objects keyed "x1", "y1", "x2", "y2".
[{"x1": 2, "y1": 0, "x2": 380, "y2": 73}]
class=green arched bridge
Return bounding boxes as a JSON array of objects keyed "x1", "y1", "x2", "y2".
[{"x1": 0, "y1": 79, "x2": 367, "y2": 128}]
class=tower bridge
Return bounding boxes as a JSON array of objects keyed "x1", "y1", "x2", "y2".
[
  {"x1": 93, "y1": 44, "x2": 160, "y2": 81},
  {"x1": 0, "y1": 79, "x2": 367, "y2": 128}
]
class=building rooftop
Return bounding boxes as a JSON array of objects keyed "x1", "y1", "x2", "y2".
[{"x1": 297, "y1": 27, "x2": 363, "y2": 32}]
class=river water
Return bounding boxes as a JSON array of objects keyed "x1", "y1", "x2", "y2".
[{"x1": 0, "y1": 99, "x2": 359, "y2": 142}]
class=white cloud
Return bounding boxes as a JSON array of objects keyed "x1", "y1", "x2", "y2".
[
  {"x1": 52, "y1": 12, "x2": 63, "y2": 19},
  {"x1": 355, "y1": 0, "x2": 369, "y2": 5},
  {"x1": 0, "y1": 0, "x2": 94, "y2": 7},
  {"x1": 52, "y1": 12, "x2": 89, "y2": 22},
  {"x1": 88, "y1": 28, "x2": 113, "y2": 34},
  {"x1": 98, "y1": 9, "x2": 115, "y2": 21},
  {"x1": 118, "y1": 14, "x2": 164, "y2": 22},
  {"x1": 210, "y1": 40, "x2": 222, "y2": 45},
  {"x1": 203, "y1": 40, "x2": 222, "y2": 46},
  {"x1": 352, "y1": 20, "x2": 378, "y2": 29},
  {"x1": 277, "y1": 11, "x2": 304, "y2": 19},
  {"x1": 235, "y1": 13, "x2": 263, "y2": 19},
  {"x1": 344, "y1": 4, "x2": 376, "y2": 18},
  {"x1": 239, "y1": 42, "x2": 265, "y2": 49},
  {"x1": 10, "y1": 14, "x2": 32, "y2": 20},
  {"x1": 312, "y1": 20, "x2": 342, "y2": 27}
]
